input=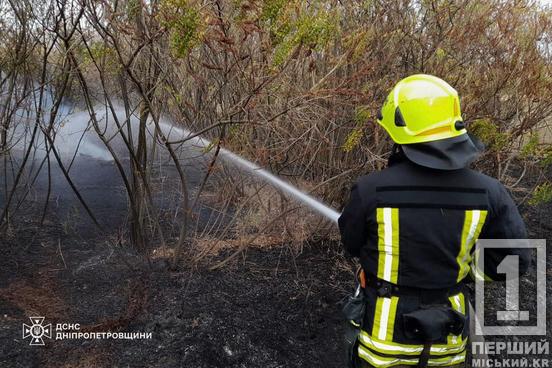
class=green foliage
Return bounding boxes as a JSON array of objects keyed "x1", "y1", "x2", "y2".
[
  {"x1": 272, "y1": 39, "x2": 294, "y2": 67},
  {"x1": 342, "y1": 107, "x2": 369, "y2": 152},
  {"x1": 260, "y1": 1, "x2": 339, "y2": 68},
  {"x1": 470, "y1": 119, "x2": 510, "y2": 151},
  {"x1": 127, "y1": 0, "x2": 141, "y2": 19},
  {"x1": 361, "y1": 0, "x2": 373, "y2": 11},
  {"x1": 90, "y1": 42, "x2": 111, "y2": 59},
  {"x1": 528, "y1": 182, "x2": 552, "y2": 206},
  {"x1": 354, "y1": 106, "x2": 371, "y2": 124},
  {"x1": 77, "y1": 42, "x2": 119, "y2": 74},
  {"x1": 520, "y1": 134, "x2": 552, "y2": 167},
  {"x1": 295, "y1": 12, "x2": 336, "y2": 47},
  {"x1": 435, "y1": 47, "x2": 447, "y2": 60},
  {"x1": 160, "y1": 0, "x2": 202, "y2": 58},
  {"x1": 520, "y1": 133, "x2": 539, "y2": 158},
  {"x1": 260, "y1": 0, "x2": 287, "y2": 23},
  {"x1": 540, "y1": 145, "x2": 552, "y2": 167},
  {"x1": 342, "y1": 128, "x2": 363, "y2": 153},
  {"x1": 344, "y1": 30, "x2": 370, "y2": 63}
]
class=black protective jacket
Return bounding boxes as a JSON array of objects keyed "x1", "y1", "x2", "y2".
[
  {"x1": 339, "y1": 158, "x2": 530, "y2": 288},
  {"x1": 338, "y1": 157, "x2": 530, "y2": 367}
]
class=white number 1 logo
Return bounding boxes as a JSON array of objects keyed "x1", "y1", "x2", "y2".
[{"x1": 496, "y1": 255, "x2": 529, "y2": 321}]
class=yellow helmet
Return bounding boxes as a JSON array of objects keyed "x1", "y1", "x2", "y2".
[{"x1": 377, "y1": 74, "x2": 466, "y2": 144}]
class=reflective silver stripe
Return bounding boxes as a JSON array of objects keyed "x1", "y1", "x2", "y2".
[
  {"x1": 377, "y1": 297, "x2": 391, "y2": 340},
  {"x1": 449, "y1": 294, "x2": 462, "y2": 345},
  {"x1": 460, "y1": 210, "x2": 480, "y2": 266},
  {"x1": 360, "y1": 332, "x2": 422, "y2": 353},
  {"x1": 358, "y1": 346, "x2": 418, "y2": 367},
  {"x1": 360, "y1": 330, "x2": 467, "y2": 355},
  {"x1": 458, "y1": 209, "x2": 488, "y2": 281},
  {"x1": 358, "y1": 344, "x2": 466, "y2": 367},
  {"x1": 383, "y1": 207, "x2": 393, "y2": 281}
]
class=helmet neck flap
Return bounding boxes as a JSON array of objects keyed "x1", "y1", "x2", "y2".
[{"x1": 400, "y1": 133, "x2": 483, "y2": 170}]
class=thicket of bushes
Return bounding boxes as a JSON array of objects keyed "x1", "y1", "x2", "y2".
[
  {"x1": 1, "y1": 0, "x2": 550, "y2": 254},
  {"x1": 156, "y1": 0, "x2": 552, "y2": 207}
]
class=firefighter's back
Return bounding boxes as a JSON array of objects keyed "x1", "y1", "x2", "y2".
[
  {"x1": 338, "y1": 74, "x2": 529, "y2": 368},
  {"x1": 354, "y1": 159, "x2": 506, "y2": 289}
]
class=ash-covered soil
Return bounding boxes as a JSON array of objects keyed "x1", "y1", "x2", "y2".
[
  {"x1": 0, "y1": 221, "x2": 353, "y2": 368},
  {"x1": 0, "y1": 151, "x2": 355, "y2": 368},
  {"x1": 0, "y1": 151, "x2": 550, "y2": 367}
]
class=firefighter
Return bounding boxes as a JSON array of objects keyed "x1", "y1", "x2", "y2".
[{"x1": 339, "y1": 74, "x2": 530, "y2": 368}]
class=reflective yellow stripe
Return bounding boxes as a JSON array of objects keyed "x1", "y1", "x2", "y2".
[
  {"x1": 387, "y1": 297, "x2": 399, "y2": 341},
  {"x1": 447, "y1": 292, "x2": 466, "y2": 345},
  {"x1": 470, "y1": 247, "x2": 494, "y2": 281},
  {"x1": 430, "y1": 353, "x2": 466, "y2": 367},
  {"x1": 371, "y1": 296, "x2": 399, "y2": 341},
  {"x1": 358, "y1": 344, "x2": 466, "y2": 367},
  {"x1": 358, "y1": 345, "x2": 418, "y2": 367},
  {"x1": 456, "y1": 209, "x2": 488, "y2": 282},
  {"x1": 376, "y1": 207, "x2": 399, "y2": 283},
  {"x1": 359, "y1": 330, "x2": 467, "y2": 356}
]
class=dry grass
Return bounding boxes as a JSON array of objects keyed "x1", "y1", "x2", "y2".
[
  {"x1": 181, "y1": 174, "x2": 340, "y2": 263},
  {"x1": 0, "y1": 278, "x2": 68, "y2": 320}
]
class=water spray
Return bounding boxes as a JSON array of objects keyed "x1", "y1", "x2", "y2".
[
  {"x1": 28, "y1": 104, "x2": 340, "y2": 224},
  {"x1": 160, "y1": 122, "x2": 341, "y2": 223}
]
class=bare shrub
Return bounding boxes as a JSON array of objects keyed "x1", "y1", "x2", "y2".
[{"x1": 1, "y1": 0, "x2": 550, "y2": 264}]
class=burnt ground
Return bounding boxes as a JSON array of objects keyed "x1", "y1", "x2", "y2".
[
  {"x1": 0, "y1": 151, "x2": 355, "y2": 368},
  {"x1": 0, "y1": 150, "x2": 550, "y2": 368},
  {"x1": 0, "y1": 228, "x2": 351, "y2": 368}
]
